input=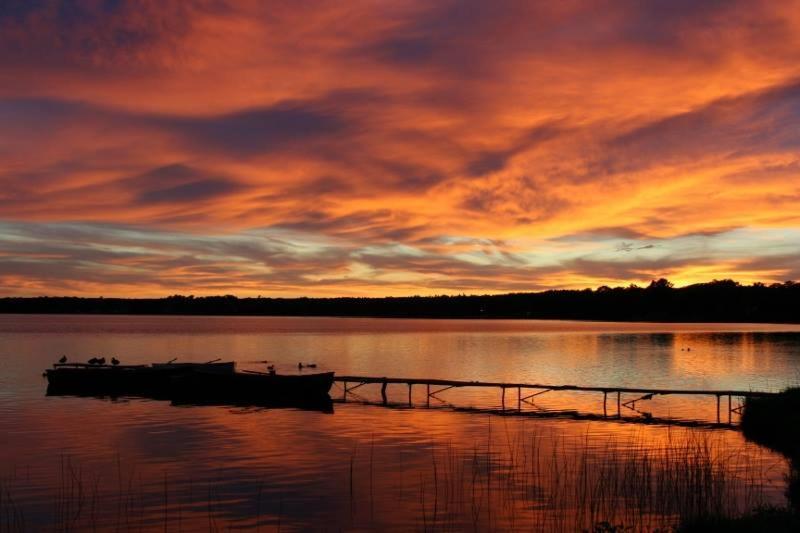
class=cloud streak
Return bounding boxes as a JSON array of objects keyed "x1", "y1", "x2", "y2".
[{"x1": 1, "y1": 1, "x2": 800, "y2": 295}]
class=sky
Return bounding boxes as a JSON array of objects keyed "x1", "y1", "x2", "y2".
[{"x1": 1, "y1": 0, "x2": 800, "y2": 297}]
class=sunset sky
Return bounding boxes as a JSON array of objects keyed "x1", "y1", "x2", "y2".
[{"x1": 1, "y1": 0, "x2": 800, "y2": 297}]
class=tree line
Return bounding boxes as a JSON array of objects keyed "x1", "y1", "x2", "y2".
[{"x1": 1, "y1": 279, "x2": 798, "y2": 323}]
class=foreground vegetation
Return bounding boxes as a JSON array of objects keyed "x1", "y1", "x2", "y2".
[
  {"x1": 679, "y1": 506, "x2": 800, "y2": 532},
  {"x1": 688, "y1": 387, "x2": 800, "y2": 532},
  {"x1": 0, "y1": 429, "x2": 777, "y2": 531},
  {"x1": 741, "y1": 387, "x2": 800, "y2": 511},
  {"x1": 2, "y1": 279, "x2": 799, "y2": 322}
]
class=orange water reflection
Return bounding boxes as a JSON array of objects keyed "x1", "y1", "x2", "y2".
[{"x1": 1, "y1": 316, "x2": 798, "y2": 530}]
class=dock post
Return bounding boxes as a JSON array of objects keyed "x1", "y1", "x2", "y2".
[
  {"x1": 603, "y1": 392, "x2": 607, "y2": 418},
  {"x1": 517, "y1": 387, "x2": 521, "y2": 410},
  {"x1": 381, "y1": 380, "x2": 388, "y2": 405},
  {"x1": 343, "y1": 381, "x2": 347, "y2": 402},
  {"x1": 617, "y1": 391, "x2": 621, "y2": 418},
  {"x1": 426, "y1": 384, "x2": 430, "y2": 407},
  {"x1": 501, "y1": 387, "x2": 506, "y2": 410},
  {"x1": 728, "y1": 395, "x2": 732, "y2": 424},
  {"x1": 716, "y1": 395, "x2": 720, "y2": 424},
  {"x1": 408, "y1": 383, "x2": 412, "y2": 406}
]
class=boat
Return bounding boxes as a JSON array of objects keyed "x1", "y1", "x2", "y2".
[
  {"x1": 45, "y1": 360, "x2": 236, "y2": 397},
  {"x1": 45, "y1": 360, "x2": 333, "y2": 405},
  {"x1": 172, "y1": 369, "x2": 335, "y2": 402},
  {"x1": 151, "y1": 360, "x2": 236, "y2": 373}
]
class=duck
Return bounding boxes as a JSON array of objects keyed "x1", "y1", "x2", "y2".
[
  {"x1": 97, "y1": 357, "x2": 106, "y2": 366},
  {"x1": 58, "y1": 355, "x2": 68, "y2": 364},
  {"x1": 111, "y1": 357, "x2": 120, "y2": 366},
  {"x1": 88, "y1": 357, "x2": 99, "y2": 365}
]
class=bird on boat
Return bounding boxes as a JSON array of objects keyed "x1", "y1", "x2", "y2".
[
  {"x1": 97, "y1": 357, "x2": 106, "y2": 365},
  {"x1": 58, "y1": 355, "x2": 67, "y2": 364},
  {"x1": 111, "y1": 357, "x2": 120, "y2": 366},
  {"x1": 88, "y1": 357, "x2": 99, "y2": 365}
]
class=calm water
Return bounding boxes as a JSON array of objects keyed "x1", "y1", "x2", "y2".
[{"x1": 2, "y1": 315, "x2": 800, "y2": 531}]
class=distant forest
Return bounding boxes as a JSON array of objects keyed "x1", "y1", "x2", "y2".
[{"x1": 2, "y1": 279, "x2": 799, "y2": 323}]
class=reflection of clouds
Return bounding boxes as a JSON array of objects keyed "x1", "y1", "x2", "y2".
[
  {"x1": 5, "y1": 400, "x2": 787, "y2": 530},
  {"x1": 2, "y1": 1, "x2": 800, "y2": 293},
  {"x1": 6, "y1": 316, "x2": 800, "y2": 528}
]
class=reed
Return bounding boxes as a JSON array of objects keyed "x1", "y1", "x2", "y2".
[
  {"x1": 0, "y1": 426, "x2": 784, "y2": 532},
  {"x1": 413, "y1": 426, "x2": 775, "y2": 531}
]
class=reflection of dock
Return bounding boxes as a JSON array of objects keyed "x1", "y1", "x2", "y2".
[{"x1": 334, "y1": 375, "x2": 777, "y2": 425}]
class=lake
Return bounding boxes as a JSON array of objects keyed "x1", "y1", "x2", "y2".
[{"x1": 2, "y1": 315, "x2": 800, "y2": 531}]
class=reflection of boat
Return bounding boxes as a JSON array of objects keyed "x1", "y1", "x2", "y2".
[
  {"x1": 170, "y1": 394, "x2": 334, "y2": 413},
  {"x1": 45, "y1": 361, "x2": 236, "y2": 396},
  {"x1": 46, "y1": 384, "x2": 334, "y2": 413},
  {"x1": 172, "y1": 370, "x2": 335, "y2": 403}
]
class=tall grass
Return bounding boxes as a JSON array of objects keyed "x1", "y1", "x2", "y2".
[
  {"x1": 0, "y1": 428, "x2": 781, "y2": 532},
  {"x1": 411, "y1": 428, "x2": 772, "y2": 531}
]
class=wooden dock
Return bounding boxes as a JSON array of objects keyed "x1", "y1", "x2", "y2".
[{"x1": 334, "y1": 375, "x2": 777, "y2": 425}]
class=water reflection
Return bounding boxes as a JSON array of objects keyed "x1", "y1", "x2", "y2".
[
  {"x1": 1, "y1": 315, "x2": 799, "y2": 530},
  {"x1": 45, "y1": 386, "x2": 336, "y2": 413}
]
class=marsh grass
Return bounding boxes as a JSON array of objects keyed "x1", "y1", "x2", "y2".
[
  {"x1": 411, "y1": 427, "x2": 773, "y2": 531},
  {"x1": 0, "y1": 427, "x2": 782, "y2": 532}
]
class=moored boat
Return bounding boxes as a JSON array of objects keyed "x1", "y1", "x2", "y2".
[
  {"x1": 151, "y1": 361, "x2": 236, "y2": 374},
  {"x1": 44, "y1": 360, "x2": 333, "y2": 405},
  {"x1": 172, "y1": 369, "x2": 335, "y2": 402},
  {"x1": 45, "y1": 360, "x2": 236, "y2": 397}
]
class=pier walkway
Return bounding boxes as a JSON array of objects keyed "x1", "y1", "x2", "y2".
[{"x1": 334, "y1": 375, "x2": 777, "y2": 425}]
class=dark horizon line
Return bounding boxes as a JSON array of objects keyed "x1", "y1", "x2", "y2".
[
  {"x1": 3, "y1": 277, "x2": 798, "y2": 301},
  {"x1": 2, "y1": 278, "x2": 799, "y2": 323}
]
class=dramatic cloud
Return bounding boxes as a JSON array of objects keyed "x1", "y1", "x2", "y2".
[{"x1": 1, "y1": 0, "x2": 799, "y2": 295}]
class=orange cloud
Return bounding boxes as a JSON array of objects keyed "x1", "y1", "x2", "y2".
[{"x1": 1, "y1": 1, "x2": 800, "y2": 296}]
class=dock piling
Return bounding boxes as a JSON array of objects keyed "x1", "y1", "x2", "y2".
[
  {"x1": 728, "y1": 395, "x2": 732, "y2": 424},
  {"x1": 332, "y1": 375, "x2": 776, "y2": 425}
]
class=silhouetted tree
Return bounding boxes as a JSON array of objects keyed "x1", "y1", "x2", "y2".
[{"x1": 1, "y1": 280, "x2": 798, "y2": 322}]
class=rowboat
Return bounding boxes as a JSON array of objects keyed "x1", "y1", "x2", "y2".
[
  {"x1": 45, "y1": 361, "x2": 235, "y2": 397},
  {"x1": 151, "y1": 361, "x2": 236, "y2": 373},
  {"x1": 45, "y1": 361, "x2": 334, "y2": 405},
  {"x1": 172, "y1": 369, "x2": 335, "y2": 402}
]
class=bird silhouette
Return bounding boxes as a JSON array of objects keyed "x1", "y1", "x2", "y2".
[
  {"x1": 88, "y1": 357, "x2": 99, "y2": 365},
  {"x1": 298, "y1": 362, "x2": 304, "y2": 370},
  {"x1": 306, "y1": 363, "x2": 317, "y2": 368},
  {"x1": 59, "y1": 355, "x2": 67, "y2": 364},
  {"x1": 97, "y1": 357, "x2": 106, "y2": 365},
  {"x1": 111, "y1": 357, "x2": 120, "y2": 366}
]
